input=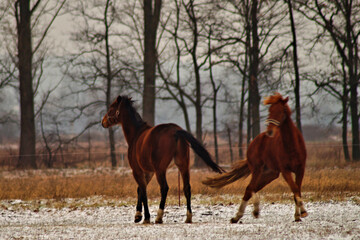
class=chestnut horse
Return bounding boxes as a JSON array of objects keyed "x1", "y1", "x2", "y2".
[
  {"x1": 203, "y1": 93, "x2": 308, "y2": 222},
  {"x1": 102, "y1": 95, "x2": 224, "y2": 224}
]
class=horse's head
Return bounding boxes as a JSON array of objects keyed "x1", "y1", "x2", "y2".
[
  {"x1": 263, "y1": 92, "x2": 290, "y2": 137},
  {"x1": 102, "y1": 96, "x2": 124, "y2": 128}
]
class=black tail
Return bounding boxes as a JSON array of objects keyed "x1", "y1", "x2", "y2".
[
  {"x1": 175, "y1": 130, "x2": 225, "y2": 173},
  {"x1": 202, "y1": 160, "x2": 250, "y2": 188}
]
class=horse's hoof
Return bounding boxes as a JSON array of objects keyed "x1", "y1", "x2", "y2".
[
  {"x1": 301, "y1": 211, "x2": 308, "y2": 218},
  {"x1": 155, "y1": 209, "x2": 164, "y2": 224},
  {"x1": 253, "y1": 210, "x2": 259, "y2": 218},
  {"x1": 185, "y1": 210, "x2": 192, "y2": 223},
  {"x1": 134, "y1": 211, "x2": 142, "y2": 223},
  {"x1": 134, "y1": 216, "x2": 142, "y2": 223},
  {"x1": 295, "y1": 218, "x2": 302, "y2": 222},
  {"x1": 155, "y1": 219, "x2": 163, "y2": 224},
  {"x1": 143, "y1": 219, "x2": 151, "y2": 224},
  {"x1": 230, "y1": 218, "x2": 239, "y2": 224}
]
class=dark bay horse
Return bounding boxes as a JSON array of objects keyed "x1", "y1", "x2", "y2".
[
  {"x1": 102, "y1": 95, "x2": 224, "y2": 224},
  {"x1": 203, "y1": 93, "x2": 308, "y2": 222}
]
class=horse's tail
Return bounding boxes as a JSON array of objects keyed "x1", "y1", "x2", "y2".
[
  {"x1": 202, "y1": 159, "x2": 250, "y2": 188},
  {"x1": 175, "y1": 130, "x2": 225, "y2": 173}
]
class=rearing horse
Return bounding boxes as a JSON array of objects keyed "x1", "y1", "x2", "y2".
[
  {"x1": 203, "y1": 93, "x2": 308, "y2": 222},
  {"x1": 102, "y1": 95, "x2": 224, "y2": 224}
]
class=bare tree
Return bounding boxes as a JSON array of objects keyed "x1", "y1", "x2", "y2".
[
  {"x1": 158, "y1": 0, "x2": 218, "y2": 167},
  {"x1": 15, "y1": 0, "x2": 37, "y2": 169},
  {"x1": 143, "y1": 0, "x2": 162, "y2": 126},
  {"x1": 248, "y1": 0, "x2": 261, "y2": 138},
  {"x1": 213, "y1": 0, "x2": 287, "y2": 151},
  {"x1": 208, "y1": 1, "x2": 250, "y2": 157},
  {"x1": 64, "y1": 0, "x2": 137, "y2": 167},
  {"x1": 305, "y1": 59, "x2": 351, "y2": 161},
  {"x1": 297, "y1": 0, "x2": 360, "y2": 161},
  {"x1": 13, "y1": 0, "x2": 66, "y2": 169},
  {"x1": 0, "y1": 1, "x2": 15, "y2": 90},
  {"x1": 183, "y1": 0, "x2": 203, "y2": 157},
  {"x1": 207, "y1": 25, "x2": 221, "y2": 164},
  {"x1": 286, "y1": 0, "x2": 302, "y2": 132},
  {"x1": 157, "y1": 0, "x2": 192, "y2": 132}
]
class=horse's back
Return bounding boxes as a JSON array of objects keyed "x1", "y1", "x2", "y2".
[
  {"x1": 136, "y1": 123, "x2": 184, "y2": 171},
  {"x1": 145, "y1": 123, "x2": 183, "y2": 145}
]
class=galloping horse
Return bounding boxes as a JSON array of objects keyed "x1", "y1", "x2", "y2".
[
  {"x1": 102, "y1": 95, "x2": 224, "y2": 224},
  {"x1": 203, "y1": 93, "x2": 308, "y2": 222}
]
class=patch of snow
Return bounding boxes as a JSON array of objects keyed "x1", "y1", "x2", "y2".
[{"x1": 0, "y1": 198, "x2": 359, "y2": 239}]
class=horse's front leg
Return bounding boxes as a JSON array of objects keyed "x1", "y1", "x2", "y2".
[
  {"x1": 134, "y1": 187, "x2": 143, "y2": 223},
  {"x1": 282, "y1": 171, "x2": 304, "y2": 222}
]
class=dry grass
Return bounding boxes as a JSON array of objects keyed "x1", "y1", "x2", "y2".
[
  {"x1": 0, "y1": 166, "x2": 359, "y2": 204},
  {"x1": 1, "y1": 143, "x2": 360, "y2": 205}
]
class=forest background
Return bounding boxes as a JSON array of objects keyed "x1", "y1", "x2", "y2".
[{"x1": 0, "y1": 0, "x2": 360, "y2": 170}]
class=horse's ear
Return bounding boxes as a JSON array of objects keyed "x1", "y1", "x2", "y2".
[
  {"x1": 117, "y1": 96, "x2": 122, "y2": 103},
  {"x1": 283, "y1": 96, "x2": 289, "y2": 103}
]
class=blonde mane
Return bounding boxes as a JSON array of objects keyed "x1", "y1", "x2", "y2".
[{"x1": 263, "y1": 92, "x2": 284, "y2": 105}]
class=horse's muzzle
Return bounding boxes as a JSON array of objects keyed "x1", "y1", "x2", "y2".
[{"x1": 101, "y1": 116, "x2": 109, "y2": 128}]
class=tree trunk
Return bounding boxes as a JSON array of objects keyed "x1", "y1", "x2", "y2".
[
  {"x1": 249, "y1": 0, "x2": 260, "y2": 138},
  {"x1": 194, "y1": 64, "x2": 203, "y2": 167},
  {"x1": 349, "y1": 83, "x2": 359, "y2": 161},
  {"x1": 40, "y1": 112, "x2": 52, "y2": 168},
  {"x1": 87, "y1": 128, "x2": 92, "y2": 167},
  {"x1": 345, "y1": 1, "x2": 360, "y2": 161},
  {"x1": 179, "y1": 98, "x2": 191, "y2": 133},
  {"x1": 247, "y1": 97, "x2": 252, "y2": 145},
  {"x1": 239, "y1": 12, "x2": 250, "y2": 157},
  {"x1": 227, "y1": 125, "x2": 234, "y2": 164},
  {"x1": 245, "y1": 3, "x2": 252, "y2": 146},
  {"x1": 208, "y1": 28, "x2": 219, "y2": 164},
  {"x1": 212, "y1": 99, "x2": 219, "y2": 164},
  {"x1": 342, "y1": 91, "x2": 350, "y2": 162},
  {"x1": 16, "y1": 0, "x2": 37, "y2": 169},
  {"x1": 143, "y1": 0, "x2": 162, "y2": 126},
  {"x1": 287, "y1": 0, "x2": 302, "y2": 133},
  {"x1": 184, "y1": 0, "x2": 204, "y2": 168},
  {"x1": 104, "y1": 0, "x2": 117, "y2": 167},
  {"x1": 108, "y1": 128, "x2": 117, "y2": 167},
  {"x1": 238, "y1": 72, "x2": 246, "y2": 159}
]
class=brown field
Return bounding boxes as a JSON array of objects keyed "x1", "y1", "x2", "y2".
[{"x1": 0, "y1": 142, "x2": 360, "y2": 205}]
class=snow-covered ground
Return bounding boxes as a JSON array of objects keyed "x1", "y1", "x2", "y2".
[{"x1": 0, "y1": 197, "x2": 359, "y2": 240}]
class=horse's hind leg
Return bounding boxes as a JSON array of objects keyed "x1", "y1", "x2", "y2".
[
  {"x1": 135, "y1": 187, "x2": 142, "y2": 223},
  {"x1": 155, "y1": 171, "x2": 169, "y2": 224},
  {"x1": 231, "y1": 168, "x2": 263, "y2": 223},
  {"x1": 252, "y1": 170, "x2": 279, "y2": 218},
  {"x1": 134, "y1": 172, "x2": 153, "y2": 224},
  {"x1": 175, "y1": 140, "x2": 192, "y2": 223},
  {"x1": 180, "y1": 169, "x2": 192, "y2": 223}
]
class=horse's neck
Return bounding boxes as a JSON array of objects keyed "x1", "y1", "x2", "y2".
[
  {"x1": 280, "y1": 117, "x2": 298, "y2": 148},
  {"x1": 121, "y1": 116, "x2": 148, "y2": 146}
]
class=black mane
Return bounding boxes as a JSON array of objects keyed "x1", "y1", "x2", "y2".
[{"x1": 121, "y1": 96, "x2": 147, "y2": 129}]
